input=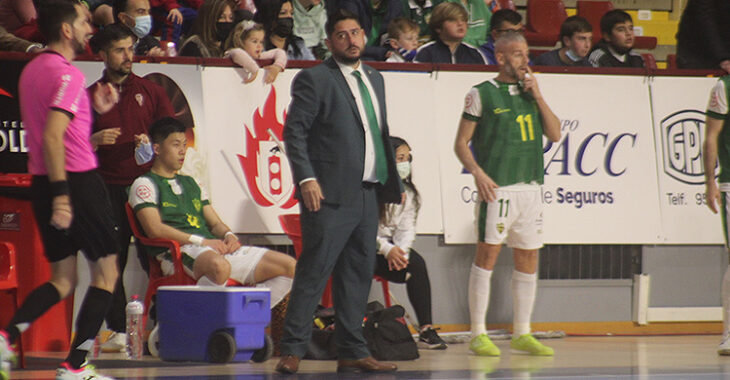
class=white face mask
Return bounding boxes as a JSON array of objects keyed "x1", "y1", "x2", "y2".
[
  {"x1": 134, "y1": 140, "x2": 154, "y2": 165},
  {"x1": 396, "y1": 161, "x2": 411, "y2": 180},
  {"x1": 131, "y1": 15, "x2": 152, "y2": 39}
]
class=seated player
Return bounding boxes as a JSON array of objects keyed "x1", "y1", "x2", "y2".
[{"x1": 129, "y1": 117, "x2": 295, "y2": 310}]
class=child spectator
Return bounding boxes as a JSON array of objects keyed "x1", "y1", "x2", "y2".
[
  {"x1": 588, "y1": 9, "x2": 644, "y2": 68},
  {"x1": 415, "y1": 1, "x2": 486, "y2": 64},
  {"x1": 438, "y1": 0, "x2": 490, "y2": 47},
  {"x1": 399, "y1": 0, "x2": 433, "y2": 43},
  {"x1": 479, "y1": 8, "x2": 522, "y2": 65},
  {"x1": 385, "y1": 17, "x2": 419, "y2": 62},
  {"x1": 533, "y1": 16, "x2": 592, "y2": 67},
  {"x1": 224, "y1": 20, "x2": 287, "y2": 83}
]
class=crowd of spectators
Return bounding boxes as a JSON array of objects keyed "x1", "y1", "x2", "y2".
[{"x1": 2, "y1": 0, "x2": 730, "y2": 72}]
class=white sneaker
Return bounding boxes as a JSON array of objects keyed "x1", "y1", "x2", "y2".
[
  {"x1": 101, "y1": 332, "x2": 127, "y2": 353},
  {"x1": 718, "y1": 333, "x2": 730, "y2": 356},
  {"x1": 0, "y1": 331, "x2": 16, "y2": 380},
  {"x1": 56, "y1": 362, "x2": 115, "y2": 380}
]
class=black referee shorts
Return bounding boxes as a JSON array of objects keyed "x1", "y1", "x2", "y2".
[{"x1": 31, "y1": 170, "x2": 119, "y2": 263}]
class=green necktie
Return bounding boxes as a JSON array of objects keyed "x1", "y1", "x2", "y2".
[{"x1": 352, "y1": 70, "x2": 388, "y2": 184}]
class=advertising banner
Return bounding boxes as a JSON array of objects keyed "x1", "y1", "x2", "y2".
[
  {"x1": 650, "y1": 76, "x2": 723, "y2": 244},
  {"x1": 438, "y1": 73, "x2": 663, "y2": 244}
]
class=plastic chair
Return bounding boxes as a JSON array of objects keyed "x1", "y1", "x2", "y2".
[
  {"x1": 0, "y1": 242, "x2": 24, "y2": 368},
  {"x1": 641, "y1": 53, "x2": 657, "y2": 69},
  {"x1": 524, "y1": 0, "x2": 567, "y2": 47},
  {"x1": 576, "y1": 0, "x2": 656, "y2": 49},
  {"x1": 278, "y1": 214, "x2": 391, "y2": 308}
]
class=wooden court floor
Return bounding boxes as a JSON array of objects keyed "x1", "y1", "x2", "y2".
[{"x1": 10, "y1": 335, "x2": 730, "y2": 379}]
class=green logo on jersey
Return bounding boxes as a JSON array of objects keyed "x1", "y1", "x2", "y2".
[
  {"x1": 193, "y1": 199, "x2": 201, "y2": 212},
  {"x1": 162, "y1": 201, "x2": 177, "y2": 208},
  {"x1": 187, "y1": 214, "x2": 201, "y2": 229},
  {"x1": 493, "y1": 108, "x2": 511, "y2": 114},
  {"x1": 496, "y1": 223, "x2": 505, "y2": 234}
]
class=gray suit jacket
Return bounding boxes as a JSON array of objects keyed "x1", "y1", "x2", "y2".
[{"x1": 284, "y1": 57, "x2": 402, "y2": 206}]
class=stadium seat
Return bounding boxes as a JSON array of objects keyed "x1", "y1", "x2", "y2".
[
  {"x1": 576, "y1": 0, "x2": 657, "y2": 49},
  {"x1": 666, "y1": 53, "x2": 677, "y2": 69},
  {"x1": 278, "y1": 214, "x2": 392, "y2": 308},
  {"x1": 495, "y1": 0, "x2": 516, "y2": 10},
  {"x1": 0, "y1": 242, "x2": 23, "y2": 368},
  {"x1": 641, "y1": 53, "x2": 657, "y2": 69},
  {"x1": 524, "y1": 0, "x2": 567, "y2": 47}
]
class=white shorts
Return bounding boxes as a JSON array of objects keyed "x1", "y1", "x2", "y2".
[
  {"x1": 157, "y1": 244, "x2": 268, "y2": 285},
  {"x1": 477, "y1": 186, "x2": 543, "y2": 250}
]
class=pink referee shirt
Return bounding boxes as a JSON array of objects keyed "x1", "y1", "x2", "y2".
[{"x1": 19, "y1": 51, "x2": 97, "y2": 175}]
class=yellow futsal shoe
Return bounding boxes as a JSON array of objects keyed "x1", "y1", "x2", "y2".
[
  {"x1": 469, "y1": 334, "x2": 501, "y2": 356},
  {"x1": 510, "y1": 334, "x2": 554, "y2": 356}
]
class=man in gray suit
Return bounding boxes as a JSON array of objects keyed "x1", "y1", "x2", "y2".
[{"x1": 277, "y1": 9, "x2": 403, "y2": 374}]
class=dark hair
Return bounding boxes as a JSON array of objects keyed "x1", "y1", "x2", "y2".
[
  {"x1": 90, "y1": 23, "x2": 135, "y2": 53},
  {"x1": 112, "y1": 0, "x2": 128, "y2": 21},
  {"x1": 559, "y1": 16, "x2": 592, "y2": 46},
  {"x1": 489, "y1": 9, "x2": 522, "y2": 32},
  {"x1": 150, "y1": 117, "x2": 186, "y2": 144},
  {"x1": 188, "y1": 0, "x2": 237, "y2": 57},
  {"x1": 379, "y1": 136, "x2": 420, "y2": 223},
  {"x1": 35, "y1": 0, "x2": 80, "y2": 43},
  {"x1": 600, "y1": 9, "x2": 632, "y2": 37},
  {"x1": 253, "y1": 0, "x2": 305, "y2": 56},
  {"x1": 325, "y1": 9, "x2": 360, "y2": 37}
]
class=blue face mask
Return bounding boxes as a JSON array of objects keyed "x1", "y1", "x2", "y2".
[
  {"x1": 135, "y1": 140, "x2": 154, "y2": 165},
  {"x1": 131, "y1": 15, "x2": 152, "y2": 39}
]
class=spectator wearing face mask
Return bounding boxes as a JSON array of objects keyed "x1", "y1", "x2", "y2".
[
  {"x1": 179, "y1": 0, "x2": 237, "y2": 57},
  {"x1": 112, "y1": 0, "x2": 165, "y2": 56},
  {"x1": 254, "y1": 0, "x2": 315, "y2": 60}
]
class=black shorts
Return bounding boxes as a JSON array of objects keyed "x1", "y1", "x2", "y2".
[{"x1": 31, "y1": 170, "x2": 119, "y2": 263}]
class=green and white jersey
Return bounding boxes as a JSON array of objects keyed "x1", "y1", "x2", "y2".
[
  {"x1": 707, "y1": 76, "x2": 730, "y2": 188},
  {"x1": 129, "y1": 172, "x2": 214, "y2": 256},
  {"x1": 462, "y1": 78, "x2": 544, "y2": 187}
]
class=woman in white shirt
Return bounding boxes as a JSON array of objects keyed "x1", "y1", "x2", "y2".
[{"x1": 375, "y1": 136, "x2": 447, "y2": 350}]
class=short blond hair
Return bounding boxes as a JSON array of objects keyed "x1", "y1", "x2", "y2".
[
  {"x1": 429, "y1": 2, "x2": 467, "y2": 33},
  {"x1": 387, "y1": 17, "x2": 419, "y2": 41}
]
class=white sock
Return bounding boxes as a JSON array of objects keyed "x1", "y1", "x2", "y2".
[
  {"x1": 512, "y1": 270, "x2": 537, "y2": 337},
  {"x1": 257, "y1": 276, "x2": 293, "y2": 308},
  {"x1": 722, "y1": 265, "x2": 730, "y2": 336},
  {"x1": 469, "y1": 264, "x2": 492, "y2": 338},
  {"x1": 196, "y1": 275, "x2": 225, "y2": 287}
]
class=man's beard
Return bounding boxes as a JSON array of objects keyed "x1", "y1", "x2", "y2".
[
  {"x1": 333, "y1": 46, "x2": 361, "y2": 65},
  {"x1": 110, "y1": 64, "x2": 131, "y2": 78},
  {"x1": 72, "y1": 37, "x2": 86, "y2": 55}
]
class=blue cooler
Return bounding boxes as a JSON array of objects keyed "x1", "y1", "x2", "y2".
[{"x1": 157, "y1": 286, "x2": 271, "y2": 362}]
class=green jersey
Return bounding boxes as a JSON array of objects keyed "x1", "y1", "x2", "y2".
[
  {"x1": 129, "y1": 172, "x2": 214, "y2": 256},
  {"x1": 707, "y1": 76, "x2": 730, "y2": 183},
  {"x1": 462, "y1": 78, "x2": 544, "y2": 186}
]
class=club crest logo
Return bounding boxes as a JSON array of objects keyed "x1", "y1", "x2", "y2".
[
  {"x1": 496, "y1": 222, "x2": 504, "y2": 234},
  {"x1": 660, "y1": 110, "x2": 716, "y2": 184},
  {"x1": 238, "y1": 88, "x2": 297, "y2": 209}
]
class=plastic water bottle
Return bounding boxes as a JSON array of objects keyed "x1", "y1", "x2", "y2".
[
  {"x1": 125, "y1": 295, "x2": 144, "y2": 360},
  {"x1": 166, "y1": 42, "x2": 177, "y2": 57}
]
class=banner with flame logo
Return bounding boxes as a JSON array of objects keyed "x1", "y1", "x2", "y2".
[{"x1": 237, "y1": 87, "x2": 297, "y2": 209}]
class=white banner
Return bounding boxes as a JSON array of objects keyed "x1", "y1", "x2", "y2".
[
  {"x1": 75, "y1": 61, "x2": 723, "y2": 244},
  {"x1": 650, "y1": 76, "x2": 723, "y2": 244},
  {"x1": 437, "y1": 73, "x2": 663, "y2": 244}
]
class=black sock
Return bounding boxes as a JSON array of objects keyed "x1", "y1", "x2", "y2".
[
  {"x1": 5, "y1": 282, "x2": 61, "y2": 344},
  {"x1": 66, "y1": 287, "x2": 113, "y2": 369}
]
